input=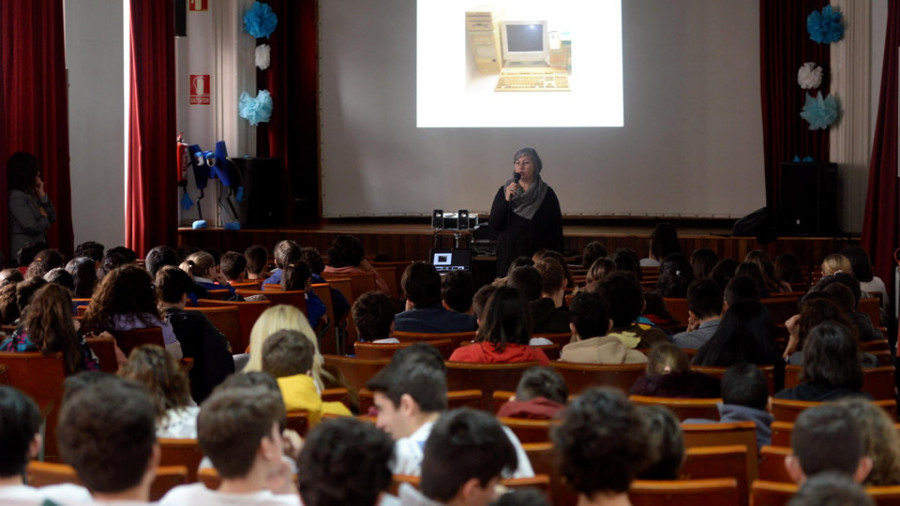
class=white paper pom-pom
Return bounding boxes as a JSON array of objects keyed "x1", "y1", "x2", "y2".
[
  {"x1": 255, "y1": 44, "x2": 271, "y2": 70},
  {"x1": 798, "y1": 62, "x2": 823, "y2": 90}
]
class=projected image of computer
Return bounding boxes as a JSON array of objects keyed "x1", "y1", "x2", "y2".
[{"x1": 501, "y1": 21, "x2": 548, "y2": 66}]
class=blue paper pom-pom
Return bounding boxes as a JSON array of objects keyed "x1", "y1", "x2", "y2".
[
  {"x1": 800, "y1": 92, "x2": 840, "y2": 130},
  {"x1": 239, "y1": 90, "x2": 274, "y2": 126},
  {"x1": 807, "y1": 5, "x2": 844, "y2": 44},
  {"x1": 243, "y1": 2, "x2": 278, "y2": 39}
]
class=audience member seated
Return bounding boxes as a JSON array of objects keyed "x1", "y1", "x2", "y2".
[
  {"x1": 262, "y1": 329, "x2": 351, "y2": 425},
  {"x1": 786, "y1": 404, "x2": 872, "y2": 484},
  {"x1": 0, "y1": 283, "x2": 18, "y2": 325},
  {"x1": 684, "y1": 363, "x2": 774, "y2": 449},
  {"x1": 1, "y1": 283, "x2": 101, "y2": 373},
  {"x1": 81, "y1": 265, "x2": 183, "y2": 360},
  {"x1": 836, "y1": 398, "x2": 900, "y2": 486},
  {"x1": 25, "y1": 248, "x2": 65, "y2": 280},
  {"x1": 74, "y1": 240, "x2": 105, "y2": 265},
  {"x1": 352, "y1": 291, "x2": 399, "y2": 343},
  {"x1": 788, "y1": 471, "x2": 874, "y2": 506},
  {"x1": 810, "y1": 273, "x2": 883, "y2": 342},
  {"x1": 630, "y1": 343, "x2": 720, "y2": 398},
  {"x1": 398, "y1": 408, "x2": 519, "y2": 506},
  {"x1": 394, "y1": 262, "x2": 477, "y2": 334},
  {"x1": 581, "y1": 241, "x2": 607, "y2": 270},
  {"x1": 120, "y1": 344, "x2": 200, "y2": 439},
  {"x1": 710, "y1": 258, "x2": 740, "y2": 292},
  {"x1": 156, "y1": 266, "x2": 234, "y2": 402},
  {"x1": 595, "y1": 272, "x2": 668, "y2": 349},
  {"x1": 783, "y1": 295, "x2": 861, "y2": 365},
  {"x1": 583, "y1": 257, "x2": 617, "y2": 292},
  {"x1": 441, "y1": 270, "x2": 476, "y2": 315},
  {"x1": 821, "y1": 253, "x2": 852, "y2": 277},
  {"x1": 746, "y1": 249, "x2": 792, "y2": 294},
  {"x1": 775, "y1": 322, "x2": 872, "y2": 402},
  {"x1": 692, "y1": 300, "x2": 779, "y2": 374},
  {"x1": 323, "y1": 234, "x2": 389, "y2": 293},
  {"x1": 180, "y1": 250, "x2": 238, "y2": 298},
  {"x1": 735, "y1": 262, "x2": 770, "y2": 298},
  {"x1": 533, "y1": 249, "x2": 576, "y2": 293},
  {"x1": 672, "y1": 278, "x2": 723, "y2": 350},
  {"x1": 449, "y1": 286, "x2": 549, "y2": 366},
  {"x1": 552, "y1": 388, "x2": 651, "y2": 506},
  {"x1": 723, "y1": 275, "x2": 761, "y2": 306},
  {"x1": 641, "y1": 222, "x2": 680, "y2": 268},
  {"x1": 0, "y1": 267, "x2": 24, "y2": 287},
  {"x1": 641, "y1": 292, "x2": 679, "y2": 334},
  {"x1": 263, "y1": 240, "x2": 301, "y2": 286},
  {"x1": 842, "y1": 245, "x2": 889, "y2": 315},
  {"x1": 656, "y1": 252, "x2": 693, "y2": 298},
  {"x1": 58, "y1": 377, "x2": 161, "y2": 503},
  {"x1": 220, "y1": 251, "x2": 248, "y2": 283},
  {"x1": 160, "y1": 384, "x2": 302, "y2": 505},
  {"x1": 300, "y1": 246, "x2": 350, "y2": 322},
  {"x1": 613, "y1": 247, "x2": 642, "y2": 282},
  {"x1": 530, "y1": 258, "x2": 571, "y2": 333},
  {"x1": 16, "y1": 241, "x2": 48, "y2": 271},
  {"x1": 144, "y1": 245, "x2": 178, "y2": 278},
  {"x1": 492, "y1": 256, "x2": 535, "y2": 287},
  {"x1": 14, "y1": 276, "x2": 47, "y2": 318},
  {"x1": 0, "y1": 385, "x2": 91, "y2": 503},
  {"x1": 65, "y1": 257, "x2": 98, "y2": 299},
  {"x1": 638, "y1": 404, "x2": 684, "y2": 480},
  {"x1": 298, "y1": 417, "x2": 396, "y2": 506},
  {"x1": 43, "y1": 268, "x2": 76, "y2": 293},
  {"x1": 280, "y1": 261, "x2": 327, "y2": 329},
  {"x1": 496, "y1": 366, "x2": 568, "y2": 419},
  {"x1": 775, "y1": 253, "x2": 805, "y2": 285},
  {"x1": 491, "y1": 488, "x2": 551, "y2": 506},
  {"x1": 367, "y1": 347, "x2": 533, "y2": 478},
  {"x1": 560, "y1": 291, "x2": 647, "y2": 364},
  {"x1": 244, "y1": 244, "x2": 272, "y2": 281},
  {"x1": 691, "y1": 248, "x2": 719, "y2": 279}
]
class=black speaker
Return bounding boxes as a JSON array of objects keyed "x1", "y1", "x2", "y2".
[
  {"x1": 777, "y1": 162, "x2": 838, "y2": 235},
  {"x1": 457, "y1": 210, "x2": 469, "y2": 230},
  {"x1": 230, "y1": 157, "x2": 285, "y2": 228},
  {"x1": 432, "y1": 210, "x2": 444, "y2": 229}
]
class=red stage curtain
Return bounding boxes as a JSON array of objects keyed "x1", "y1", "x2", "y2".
[
  {"x1": 0, "y1": 0, "x2": 74, "y2": 261},
  {"x1": 256, "y1": 0, "x2": 319, "y2": 224},
  {"x1": 862, "y1": 0, "x2": 900, "y2": 283},
  {"x1": 759, "y1": 0, "x2": 831, "y2": 216},
  {"x1": 126, "y1": 0, "x2": 177, "y2": 257}
]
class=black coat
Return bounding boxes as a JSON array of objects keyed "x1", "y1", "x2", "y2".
[{"x1": 489, "y1": 185, "x2": 564, "y2": 277}]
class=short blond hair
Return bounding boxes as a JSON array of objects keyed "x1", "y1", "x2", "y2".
[
  {"x1": 821, "y1": 254, "x2": 852, "y2": 276},
  {"x1": 243, "y1": 305, "x2": 330, "y2": 386}
]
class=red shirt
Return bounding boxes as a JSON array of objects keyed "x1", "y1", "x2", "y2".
[{"x1": 448, "y1": 342, "x2": 550, "y2": 366}]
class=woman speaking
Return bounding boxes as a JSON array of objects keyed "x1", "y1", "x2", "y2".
[
  {"x1": 7, "y1": 152, "x2": 56, "y2": 261},
  {"x1": 489, "y1": 147, "x2": 563, "y2": 277}
]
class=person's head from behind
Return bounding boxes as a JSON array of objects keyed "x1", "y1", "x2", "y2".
[
  {"x1": 534, "y1": 257, "x2": 567, "y2": 297},
  {"x1": 491, "y1": 489, "x2": 551, "y2": 506},
  {"x1": 119, "y1": 345, "x2": 192, "y2": 420},
  {"x1": 244, "y1": 244, "x2": 269, "y2": 276},
  {"x1": 505, "y1": 256, "x2": 534, "y2": 278},
  {"x1": 23, "y1": 283, "x2": 83, "y2": 374},
  {"x1": 595, "y1": 271, "x2": 643, "y2": 329},
  {"x1": 420, "y1": 408, "x2": 518, "y2": 505},
  {"x1": 58, "y1": 377, "x2": 159, "y2": 496},
  {"x1": 298, "y1": 247, "x2": 325, "y2": 275},
  {"x1": 721, "y1": 363, "x2": 768, "y2": 411},
  {"x1": 108, "y1": 246, "x2": 138, "y2": 264},
  {"x1": 155, "y1": 265, "x2": 194, "y2": 305},
  {"x1": 472, "y1": 284, "x2": 499, "y2": 322},
  {"x1": 797, "y1": 295, "x2": 857, "y2": 352},
  {"x1": 15, "y1": 276, "x2": 47, "y2": 313},
  {"x1": 515, "y1": 366, "x2": 568, "y2": 405},
  {"x1": 327, "y1": 235, "x2": 366, "y2": 268},
  {"x1": 568, "y1": 291, "x2": 611, "y2": 339},
  {"x1": 585, "y1": 257, "x2": 617, "y2": 287},
  {"x1": 582, "y1": 241, "x2": 607, "y2": 269},
  {"x1": 7, "y1": 151, "x2": 41, "y2": 192},
  {"x1": 27, "y1": 248, "x2": 65, "y2": 279},
  {"x1": 179, "y1": 251, "x2": 217, "y2": 280},
  {"x1": 17, "y1": 241, "x2": 47, "y2": 269},
  {"x1": 656, "y1": 253, "x2": 693, "y2": 298},
  {"x1": 272, "y1": 240, "x2": 301, "y2": 270},
  {"x1": 66, "y1": 257, "x2": 98, "y2": 299},
  {"x1": 801, "y1": 322, "x2": 862, "y2": 391},
  {"x1": 0, "y1": 268, "x2": 24, "y2": 287},
  {"x1": 745, "y1": 249, "x2": 779, "y2": 281},
  {"x1": 220, "y1": 251, "x2": 247, "y2": 282},
  {"x1": 735, "y1": 262, "x2": 767, "y2": 293},
  {"x1": 638, "y1": 405, "x2": 684, "y2": 480},
  {"x1": 687, "y1": 278, "x2": 724, "y2": 321},
  {"x1": 0, "y1": 386, "x2": 42, "y2": 479},
  {"x1": 476, "y1": 285, "x2": 532, "y2": 350},
  {"x1": 695, "y1": 299, "x2": 775, "y2": 366},
  {"x1": 144, "y1": 245, "x2": 178, "y2": 278},
  {"x1": 62, "y1": 371, "x2": 119, "y2": 405},
  {"x1": 75, "y1": 241, "x2": 105, "y2": 264},
  {"x1": 298, "y1": 417, "x2": 394, "y2": 506},
  {"x1": 366, "y1": 361, "x2": 448, "y2": 439},
  {"x1": 281, "y1": 260, "x2": 311, "y2": 292},
  {"x1": 835, "y1": 398, "x2": 900, "y2": 486},
  {"x1": 198, "y1": 385, "x2": 287, "y2": 479},
  {"x1": 553, "y1": 387, "x2": 650, "y2": 499},
  {"x1": 775, "y1": 253, "x2": 805, "y2": 284},
  {"x1": 691, "y1": 248, "x2": 719, "y2": 279},
  {"x1": 822, "y1": 254, "x2": 853, "y2": 277},
  {"x1": 612, "y1": 248, "x2": 642, "y2": 281},
  {"x1": 507, "y1": 265, "x2": 543, "y2": 301},
  {"x1": 390, "y1": 341, "x2": 447, "y2": 372},
  {"x1": 352, "y1": 291, "x2": 396, "y2": 342},
  {"x1": 85, "y1": 265, "x2": 157, "y2": 325},
  {"x1": 814, "y1": 272, "x2": 862, "y2": 309},
  {"x1": 402, "y1": 261, "x2": 442, "y2": 308},
  {"x1": 710, "y1": 258, "x2": 740, "y2": 292},
  {"x1": 649, "y1": 223, "x2": 680, "y2": 261},
  {"x1": 788, "y1": 471, "x2": 874, "y2": 506},
  {"x1": 646, "y1": 342, "x2": 690, "y2": 375},
  {"x1": 245, "y1": 304, "x2": 324, "y2": 382},
  {"x1": 817, "y1": 282, "x2": 857, "y2": 314},
  {"x1": 788, "y1": 404, "x2": 871, "y2": 484},
  {"x1": 841, "y1": 246, "x2": 875, "y2": 283},
  {"x1": 724, "y1": 275, "x2": 761, "y2": 306},
  {"x1": 441, "y1": 270, "x2": 476, "y2": 313},
  {"x1": 262, "y1": 329, "x2": 314, "y2": 378}
]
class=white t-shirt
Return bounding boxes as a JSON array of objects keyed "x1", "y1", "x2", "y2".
[
  {"x1": 390, "y1": 420, "x2": 534, "y2": 479},
  {"x1": 160, "y1": 482, "x2": 300, "y2": 506},
  {"x1": 0, "y1": 483, "x2": 92, "y2": 504},
  {"x1": 157, "y1": 406, "x2": 200, "y2": 439}
]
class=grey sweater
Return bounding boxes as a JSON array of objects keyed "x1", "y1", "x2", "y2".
[{"x1": 8, "y1": 189, "x2": 55, "y2": 258}]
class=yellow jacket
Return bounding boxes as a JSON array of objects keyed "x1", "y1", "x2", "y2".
[{"x1": 276, "y1": 373, "x2": 352, "y2": 426}]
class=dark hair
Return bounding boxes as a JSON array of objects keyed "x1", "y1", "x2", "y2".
[
  {"x1": 0, "y1": 385, "x2": 42, "y2": 477},
  {"x1": 66, "y1": 257, "x2": 98, "y2": 299},
  {"x1": 735, "y1": 262, "x2": 767, "y2": 296},
  {"x1": 300, "y1": 247, "x2": 326, "y2": 275},
  {"x1": 16, "y1": 241, "x2": 47, "y2": 268},
  {"x1": 691, "y1": 248, "x2": 719, "y2": 279},
  {"x1": 476, "y1": 285, "x2": 532, "y2": 351},
  {"x1": 219, "y1": 251, "x2": 247, "y2": 281},
  {"x1": 692, "y1": 300, "x2": 777, "y2": 368},
  {"x1": 0, "y1": 283, "x2": 20, "y2": 323},
  {"x1": 646, "y1": 342, "x2": 690, "y2": 375},
  {"x1": 352, "y1": 291, "x2": 396, "y2": 342},
  {"x1": 792, "y1": 404, "x2": 865, "y2": 477},
  {"x1": 27, "y1": 249, "x2": 65, "y2": 280},
  {"x1": 262, "y1": 329, "x2": 315, "y2": 378},
  {"x1": 244, "y1": 245, "x2": 269, "y2": 275},
  {"x1": 441, "y1": 270, "x2": 476, "y2": 313},
  {"x1": 7, "y1": 152, "x2": 40, "y2": 192},
  {"x1": 402, "y1": 261, "x2": 442, "y2": 307},
  {"x1": 43, "y1": 268, "x2": 74, "y2": 292},
  {"x1": 272, "y1": 240, "x2": 302, "y2": 269},
  {"x1": 82, "y1": 265, "x2": 160, "y2": 330},
  {"x1": 198, "y1": 385, "x2": 286, "y2": 478},
  {"x1": 62, "y1": 371, "x2": 119, "y2": 405},
  {"x1": 595, "y1": 271, "x2": 643, "y2": 328},
  {"x1": 366, "y1": 360, "x2": 448, "y2": 413},
  {"x1": 144, "y1": 246, "x2": 178, "y2": 277},
  {"x1": 298, "y1": 417, "x2": 395, "y2": 506},
  {"x1": 327, "y1": 235, "x2": 365, "y2": 268},
  {"x1": 745, "y1": 250, "x2": 783, "y2": 294},
  {"x1": 552, "y1": 387, "x2": 649, "y2": 495},
  {"x1": 710, "y1": 258, "x2": 740, "y2": 291},
  {"x1": 841, "y1": 246, "x2": 875, "y2": 283},
  {"x1": 812, "y1": 273, "x2": 862, "y2": 308},
  {"x1": 569, "y1": 291, "x2": 610, "y2": 339},
  {"x1": 586, "y1": 258, "x2": 617, "y2": 286},
  {"x1": 686, "y1": 278, "x2": 723, "y2": 319},
  {"x1": 775, "y1": 253, "x2": 806, "y2": 285},
  {"x1": 818, "y1": 282, "x2": 857, "y2": 313},
  {"x1": 721, "y1": 363, "x2": 768, "y2": 410},
  {"x1": 638, "y1": 405, "x2": 684, "y2": 480},
  {"x1": 119, "y1": 345, "x2": 193, "y2": 419},
  {"x1": 788, "y1": 471, "x2": 874, "y2": 506},
  {"x1": 16, "y1": 277, "x2": 47, "y2": 313},
  {"x1": 282, "y1": 261, "x2": 311, "y2": 292},
  {"x1": 108, "y1": 246, "x2": 137, "y2": 263},
  {"x1": 98, "y1": 252, "x2": 128, "y2": 278},
  {"x1": 613, "y1": 248, "x2": 642, "y2": 282},
  {"x1": 535, "y1": 250, "x2": 575, "y2": 290},
  {"x1": 155, "y1": 266, "x2": 195, "y2": 304},
  {"x1": 74, "y1": 241, "x2": 105, "y2": 263},
  {"x1": 507, "y1": 265, "x2": 543, "y2": 301},
  {"x1": 515, "y1": 366, "x2": 568, "y2": 404},
  {"x1": 472, "y1": 284, "x2": 499, "y2": 320},
  {"x1": 58, "y1": 378, "x2": 157, "y2": 492},
  {"x1": 421, "y1": 408, "x2": 518, "y2": 501},
  {"x1": 535, "y1": 257, "x2": 566, "y2": 294},
  {"x1": 23, "y1": 284, "x2": 85, "y2": 374},
  {"x1": 506, "y1": 256, "x2": 534, "y2": 276},
  {"x1": 800, "y1": 322, "x2": 863, "y2": 390},
  {"x1": 582, "y1": 241, "x2": 608, "y2": 269},
  {"x1": 657, "y1": 253, "x2": 693, "y2": 298},
  {"x1": 649, "y1": 223, "x2": 680, "y2": 261},
  {"x1": 797, "y1": 297, "x2": 857, "y2": 352},
  {"x1": 492, "y1": 489, "x2": 552, "y2": 506},
  {"x1": 724, "y1": 275, "x2": 761, "y2": 305},
  {"x1": 390, "y1": 341, "x2": 447, "y2": 373}
]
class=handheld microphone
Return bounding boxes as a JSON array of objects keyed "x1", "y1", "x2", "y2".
[{"x1": 513, "y1": 172, "x2": 521, "y2": 183}]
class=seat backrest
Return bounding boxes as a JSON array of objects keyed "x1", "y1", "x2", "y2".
[
  {"x1": 492, "y1": 390, "x2": 516, "y2": 414},
  {"x1": 392, "y1": 330, "x2": 477, "y2": 349},
  {"x1": 663, "y1": 297, "x2": 690, "y2": 325},
  {"x1": 549, "y1": 361, "x2": 646, "y2": 396},
  {"x1": 498, "y1": 417, "x2": 555, "y2": 443},
  {"x1": 85, "y1": 334, "x2": 119, "y2": 373},
  {"x1": 322, "y1": 354, "x2": 390, "y2": 393},
  {"x1": 373, "y1": 266, "x2": 399, "y2": 302},
  {"x1": 681, "y1": 421, "x2": 759, "y2": 482},
  {"x1": 770, "y1": 421, "x2": 793, "y2": 447},
  {"x1": 354, "y1": 339, "x2": 454, "y2": 360},
  {"x1": 202, "y1": 288, "x2": 232, "y2": 300},
  {"x1": 760, "y1": 297, "x2": 801, "y2": 325},
  {"x1": 693, "y1": 365, "x2": 776, "y2": 395},
  {"x1": 236, "y1": 289, "x2": 308, "y2": 317},
  {"x1": 531, "y1": 332, "x2": 572, "y2": 346},
  {"x1": 861, "y1": 339, "x2": 891, "y2": 352},
  {"x1": 286, "y1": 410, "x2": 310, "y2": 437},
  {"x1": 197, "y1": 298, "x2": 271, "y2": 353},
  {"x1": 310, "y1": 283, "x2": 338, "y2": 354},
  {"x1": 750, "y1": 480, "x2": 797, "y2": 506},
  {"x1": 158, "y1": 437, "x2": 205, "y2": 483},
  {"x1": 868, "y1": 485, "x2": 900, "y2": 506},
  {"x1": 321, "y1": 271, "x2": 377, "y2": 303},
  {"x1": 27, "y1": 461, "x2": 188, "y2": 502},
  {"x1": 185, "y1": 305, "x2": 243, "y2": 354},
  {"x1": 358, "y1": 388, "x2": 483, "y2": 414},
  {"x1": 523, "y1": 442, "x2": 579, "y2": 506},
  {"x1": 630, "y1": 395, "x2": 721, "y2": 421},
  {"x1": 630, "y1": 478, "x2": 739, "y2": 506},
  {"x1": 771, "y1": 398, "x2": 897, "y2": 422},
  {"x1": 871, "y1": 350, "x2": 894, "y2": 367},
  {"x1": 111, "y1": 327, "x2": 165, "y2": 356},
  {"x1": 758, "y1": 445, "x2": 793, "y2": 482},
  {"x1": 862, "y1": 366, "x2": 897, "y2": 400},
  {"x1": 445, "y1": 361, "x2": 539, "y2": 412},
  {"x1": 859, "y1": 297, "x2": 882, "y2": 326},
  {"x1": 680, "y1": 445, "x2": 749, "y2": 506},
  {"x1": 0, "y1": 351, "x2": 67, "y2": 460}
]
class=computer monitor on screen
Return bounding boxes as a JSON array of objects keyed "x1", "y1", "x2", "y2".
[{"x1": 500, "y1": 20, "x2": 549, "y2": 66}]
